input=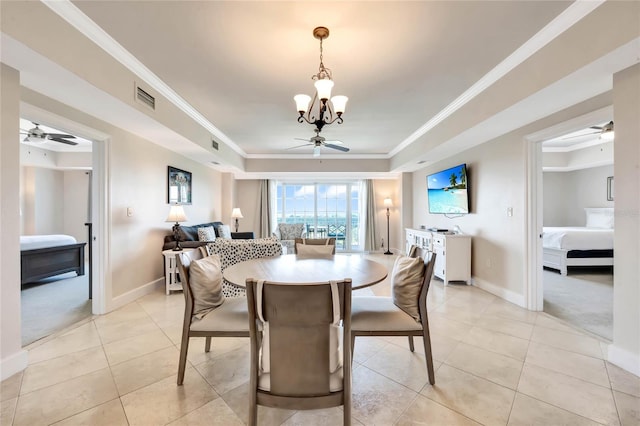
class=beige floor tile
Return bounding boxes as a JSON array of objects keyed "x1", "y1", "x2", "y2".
[
  {"x1": 111, "y1": 346, "x2": 179, "y2": 395},
  {"x1": 352, "y1": 336, "x2": 389, "y2": 364},
  {"x1": 138, "y1": 293, "x2": 185, "y2": 315},
  {"x1": 445, "y1": 342, "x2": 523, "y2": 389},
  {"x1": 146, "y1": 305, "x2": 185, "y2": 329},
  {"x1": 1, "y1": 397, "x2": 17, "y2": 425},
  {"x1": 281, "y1": 407, "x2": 364, "y2": 426},
  {"x1": 474, "y1": 315, "x2": 534, "y2": 340},
  {"x1": 483, "y1": 299, "x2": 538, "y2": 324},
  {"x1": 444, "y1": 293, "x2": 495, "y2": 314},
  {"x1": 613, "y1": 390, "x2": 640, "y2": 426},
  {"x1": 607, "y1": 362, "x2": 640, "y2": 397},
  {"x1": 21, "y1": 346, "x2": 108, "y2": 395},
  {"x1": 421, "y1": 364, "x2": 515, "y2": 426},
  {"x1": 13, "y1": 368, "x2": 118, "y2": 426},
  {"x1": 27, "y1": 322, "x2": 102, "y2": 364},
  {"x1": 95, "y1": 315, "x2": 161, "y2": 345},
  {"x1": 531, "y1": 325, "x2": 603, "y2": 358},
  {"x1": 428, "y1": 313, "x2": 472, "y2": 341},
  {"x1": 120, "y1": 368, "x2": 217, "y2": 426},
  {"x1": 508, "y1": 393, "x2": 601, "y2": 425},
  {"x1": 168, "y1": 397, "x2": 244, "y2": 426},
  {"x1": 434, "y1": 304, "x2": 484, "y2": 325},
  {"x1": 103, "y1": 328, "x2": 174, "y2": 366},
  {"x1": 163, "y1": 324, "x2": 184, "y2": 345},
  {"x1": 186, "y1": 336, "x2": 249, "y2": 366},
  {"x1": 93, "y1": 302, "x2": 151, "y2": 327},
  {"x1": 525, "y1": 341, "x2": 609, "y2": 387},
  {"x1": 518, "y1": 363, "x2": 619, "y2": 425},
  {"x1": 396, "y1": 394, "x2": 481, "y2": 425},
  {"x1": 221, "y1": 382, "x2": 295, "y2": 426},
  {"x1": 1, "y1": 371, "x2": 23, "y2": 401},
  {"x1": 463, "y1": 326, "x2": 530, "y2": 361},
  {"x1": 351, "y1": 365, "x2": 418, "y2": 425},
  {"x1": 535, "y1": 313, "x2": 587, "y2": 335},
  {"x1": 51, "y1": 398, "x2": 128, "y2": 426},
  {"x1": 362, "y1": 341, "x2": 430, "y2": 392},
  {"x1": 195, "y1": 345, "x2": 251, "y2": 395}
]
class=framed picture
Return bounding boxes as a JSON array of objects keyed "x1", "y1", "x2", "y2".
[
  {"x1": 168, "y1": 166, "x2": 192, "y2": 205},
  {"x1": 607, "y1": 176, "x2": 614, "y2": 201}
]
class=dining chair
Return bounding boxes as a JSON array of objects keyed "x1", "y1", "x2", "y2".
[
  {"x1": 351, "y1": 252, "x2": 437, "y2": 384},
  {"x1": 175, "y1": 249, "x2": 249, "y2": 385},
  {"x1": 294, "y1": 237, "x2": 337, "y2": 255},
  {"x1": 245, "y1": 278, "x2": 353, "y2": 426}
]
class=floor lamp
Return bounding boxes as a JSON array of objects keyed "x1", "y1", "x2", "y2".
[{"x1": 384, "y1": 198, "x2": 393, "y2": 255}]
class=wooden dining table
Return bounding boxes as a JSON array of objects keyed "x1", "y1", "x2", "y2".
[{"x1": 223, "y1": 254, "x2": 388, "y2": 289}]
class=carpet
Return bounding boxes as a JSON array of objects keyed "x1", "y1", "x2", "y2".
[
  {"x1": 21, "y1": 271, "x2": 92, "y2": 346},
  {"x1": 543, "y1": 267, "x2": 613, "y2": 341}
]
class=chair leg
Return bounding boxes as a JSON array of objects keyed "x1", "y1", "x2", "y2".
[
  {"x1": 350, "y1": 333, "x2": 356, "y2": 363},
  {"x1": 408, "y1": 335, "x2": 414, "y2": 352},
  {"x1": 421, "y1": 327, "x2": 435, "y2": 385},
  {"x1": 177, "y1": 334, "x2": 190, "y2": 385},
  {"x1": 205, "y1": 336, "x2": 212, "y2": 352},
  {"x1": 248, "y1": 394, "x2": 258, "y2": 426}
]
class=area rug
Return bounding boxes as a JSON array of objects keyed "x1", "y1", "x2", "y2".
[{"x1": 543, "y1": 267, "x2": 613, "y2": 341}]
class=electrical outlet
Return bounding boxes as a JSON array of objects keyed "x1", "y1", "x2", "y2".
[
  {"x1": 507, "y1": 207, "x2": 513, "y2": 217},
  {"x1": 127, "y1": 207, "x2": 134, "y2": 217}
]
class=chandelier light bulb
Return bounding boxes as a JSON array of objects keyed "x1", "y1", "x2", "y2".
[
  {"x1": 314, "y1": 78, "x2": 334, "y2": 101},
  {"x1": 331, "y1": 95, "x2": 348, "y2": 115},
  {"x1": 294, "y1": 94, "x2": 312, "y2": 114}
]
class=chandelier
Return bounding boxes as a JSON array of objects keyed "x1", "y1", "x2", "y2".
[{"x1": 294, "y1": 27, "x2": 348, "y2": 132}]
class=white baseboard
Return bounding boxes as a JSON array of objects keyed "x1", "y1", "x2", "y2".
[
  {"x1": 108, "y1": 278, "x2": 164, "y2": 312},
  {"x1": 608, "y1": 344, "x2": 640, "y2": 377},
  {"x1": 472, "y1": 277, "x2": 526, "y2": 308},
  {"x1": 1, "y1": 349, "x2": 28, "y2": 381}
]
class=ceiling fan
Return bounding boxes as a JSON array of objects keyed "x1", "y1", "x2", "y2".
[
  {"x1": 559, "y1": 121, "x2": 614, "y2": 141},
  {"x1": 20, "y1": 122, "x2": 78, "y2": 145},
  {"x1": 288, "y1": 129, "x2": 350, "y2": 157}
]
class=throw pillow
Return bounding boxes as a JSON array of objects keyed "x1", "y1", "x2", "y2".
[
  {"x1": 296, "y1": 243, "x2": 334, "y2": 257},
  {"x1": 188, "y1": 254, "x2": 225, "y2": 319},
  {"x1": 391, "y1": 256, "x2": 425, "y2": 322},
  {"x1": 217, "y1": 224, "x2": 232, "y2": 239},
  {"x1": 197, "y1": 226, "x2": 216, "y2": 242}
]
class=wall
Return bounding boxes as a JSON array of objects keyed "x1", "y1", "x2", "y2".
[
  {"x1": 610, "y1": 63, "x2": 640, "y2": 376},
  {"x1": 543, "y1": 165, "x2": 614, "y2": 226}
]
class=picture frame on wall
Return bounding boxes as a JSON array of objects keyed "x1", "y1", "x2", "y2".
[
  {"x1": 168, "y1": 166, "x2": 192, "y2": 205},
  {"x1": 607, "y1": 176, "x2": 614, "y2": 201}
]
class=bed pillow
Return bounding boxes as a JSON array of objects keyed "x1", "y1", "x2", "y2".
[
  {"x1": 216, "y1": 224, "x2": 232, "y2": 239},
  {"x1": 188, "y1": 254, "x2": 225, "y2": 319},
  {"x1": 585, "y1": 208, "x2": 614, "y2": 229},
  {"x1": 197, "y1": 226, "x2": 216, "y2": 242},
  {"x1": 391, "y1": 256, "x2": 425, "y2": 322}
]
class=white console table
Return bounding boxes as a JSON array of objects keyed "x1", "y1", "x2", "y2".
[
  {"x1": 162, "y1": 248, "x2": 195, "y2": 295},
  {"x1": 406, "y1": 228, "x2": 471, "y2": 286}
]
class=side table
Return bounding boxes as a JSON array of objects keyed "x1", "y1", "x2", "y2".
[{"x1": 161, "y1": 248, "x2": 195, "y2": 295}]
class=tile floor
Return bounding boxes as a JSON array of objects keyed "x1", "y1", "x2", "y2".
[{"x1": 2, "y1": 254, "x2": 639, "y2": 425}]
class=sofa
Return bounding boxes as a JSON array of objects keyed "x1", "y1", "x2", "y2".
[{"x1": 162, "y1": 221, "x2": 255, "y2": 251}]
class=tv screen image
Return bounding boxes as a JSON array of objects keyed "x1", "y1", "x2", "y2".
[{"x1": 427, "y1": 163, "x2": 469, "y2": 214}]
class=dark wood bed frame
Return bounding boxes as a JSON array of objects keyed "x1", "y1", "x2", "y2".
[{"x1": 21, "y1": 243, "x2": 87, "y2": 285}]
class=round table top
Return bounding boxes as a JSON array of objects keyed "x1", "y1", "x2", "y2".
[{"x1": 223, "y1": 254, "x2": 388, "y2": 290}]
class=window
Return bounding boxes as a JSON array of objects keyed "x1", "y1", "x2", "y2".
[{"x1": 275, "y1": 182, "x2": 362, "y2": 251}]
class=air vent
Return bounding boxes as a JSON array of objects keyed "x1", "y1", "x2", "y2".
[
  {"x1": 211, "y1": 139, "x2": 219, "y2": 150},
  {"x1": 135, "y1": 85, "x2": 155, "y2": 110}
]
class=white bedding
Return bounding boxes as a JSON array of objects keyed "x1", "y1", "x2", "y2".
[
  {"x1": 20, "y1": 234, "x2": 78, "y2": 251},
  {"x1": 542, "y1": 227, "x2": 613, "y2": 251}
]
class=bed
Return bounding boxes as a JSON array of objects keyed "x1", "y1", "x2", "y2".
[
  {"x1": 20, "y1": 235, "x2": 87, "y2": 285},
  {"x1": 542, "y1": 208, "x2": 614, "y2": 275}
]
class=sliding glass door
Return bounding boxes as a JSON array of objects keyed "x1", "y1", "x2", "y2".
[{"x1": 275, "y1": 182, "x2": 362, "y2": 251}]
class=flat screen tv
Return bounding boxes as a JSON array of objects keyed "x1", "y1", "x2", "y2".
[{"x1": 427, "y1": 163, "x2": 470, "y2": 214}]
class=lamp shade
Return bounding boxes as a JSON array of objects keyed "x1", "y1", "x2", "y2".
[
  {"x1": 331, "y1": 95, "x2": 348, "y2": 114},
  {"x1": 314, "y1": 78, "x2": 334, "y2": 101},
  {"x1": 294, "y1": 94, "x2": 312, "y2": 113},
  {"x1": 231, "y1": 208, "x2": 243, "y2": 219},
  {"x1": 166, "y1": 205, "x2": 187, "y2": 223},
  {"x1": 383, "y1": 198, "x2": 393, "y2": 208}
]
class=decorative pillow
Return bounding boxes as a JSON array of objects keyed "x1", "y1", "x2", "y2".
[
  {"x1": 585, "y1": 207, "x2": 614, "y2": 229},
  {"x1": 197, "y1": 226, "x2": 216, "y2": 242},
  {"x1": 278, "y1": 223, "x2": 304, "y2": 240},
  {"x1": 296, "y1": 243, "x2": 334, "y2": 257},
  {"x1": 217, "y1": 224, "x2": 232, "y2": 239},
  {"x1": 188, "y1": 254, "x2": 225, "y2": 319},
  {"x1": 391, "y1": 256, "x2": 425, "y2": 322}
]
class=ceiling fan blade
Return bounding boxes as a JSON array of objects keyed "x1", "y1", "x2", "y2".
[
  {"x1": 324, "y1": 143, "x2": 350, "y2": 152},
  {"x1": 294, "y1": 138, "x2": 311, "y2": 142},
  {"x1": 46, "y1": 133, "x2": 75, "y2": 139},
  {"x1": 323, "y1": 140, "x2": 343, "y2": 145},
  {"x1": 286, "y1": 144, "x2": 312, "y2": 150},
  {"x1": 49, "y1": 137, "x2": 79, "y2": 145}
]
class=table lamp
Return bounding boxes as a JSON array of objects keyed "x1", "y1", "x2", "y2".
[
  {"x1": 384, "y1": 198, "x2": 393, "y2": 255},
  {"x1": 166, "y1": 205, "x2": 188, "y2": 251},
  {"x1": 231, "y1": 208, "x2": 243, "y2": 232}
]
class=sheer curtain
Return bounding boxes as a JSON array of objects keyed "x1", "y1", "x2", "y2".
[
  {"x1": 258, "y1": 179, "x2": 273, "y2": 238},
  {"x1": 362, "y1": 180, "x2": 379, "y2": 252}
]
